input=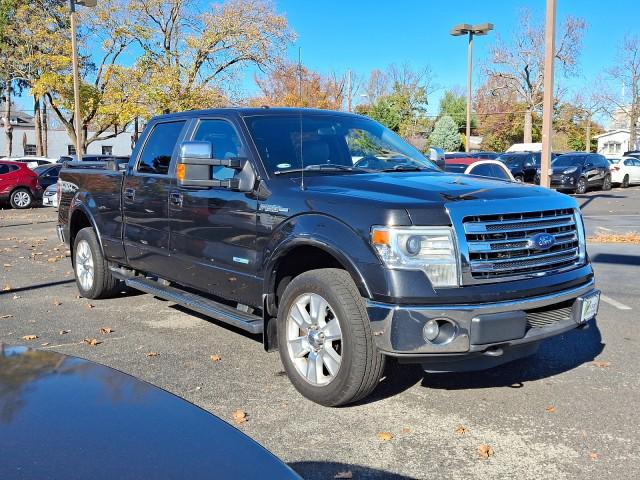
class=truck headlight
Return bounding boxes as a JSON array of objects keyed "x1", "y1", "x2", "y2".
[
  {"x1": 371, "y1": 226, "x2": 460, "y2": 287},
  {"x1": 563, "y1": 166, "x2": 578, "y2": 174}
]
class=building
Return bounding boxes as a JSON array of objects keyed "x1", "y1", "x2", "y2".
[
  {"x1": 594, "y1": 129, "x2": 633, "y2": 157},
  {"x1": 0, "y1": 106, "x2": 133, "y2": 159}
]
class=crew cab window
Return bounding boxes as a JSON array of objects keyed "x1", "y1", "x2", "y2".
[
  {"x1": 137, "y1": 121, "x2": 185, "y2": 175},
  {"x1": 193, "y1": 119, "x2": 244, "y2": 181}
]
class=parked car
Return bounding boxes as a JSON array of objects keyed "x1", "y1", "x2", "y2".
[
  {"x1": 7, "y1": 156, "x2": 56, "y2": 169},
  {"x1": 609, "y1": 157, "x2": 640, "y2": 187},
  {"x1": 472, "y1": 151, "x2": 500, "y2": 160},
  {"x1": 496, "y1": 152, "x2": 560, "y2": 183},
  {"x1": 464, "y1": 160, "x2": 515, "y2": 181},
  {"x1": 57, "y1": 107, "x2": 599, "y2": 407},
  {"x1": 0, "y1": 160, "x2": 43, "y2": 208},
  {"x1": 622, "y1": 150, "x2": 640, "y2": 160},
  {"x1": 0, "y1": 346, "x2": 300, "y2": 480},
  {"x1": 538, "y1": 152, "x2": 612, "y2": 194},
  {"x1": 42, "y1": 183, "x2": 59, "y2": 207},
  {"x1": 34, "y1": 163, "x2": 62, "y2": 190}
]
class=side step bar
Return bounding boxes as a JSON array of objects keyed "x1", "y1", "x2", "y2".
[{"x1": 116, "y1": 274, "x2": 263, "y2": 335}]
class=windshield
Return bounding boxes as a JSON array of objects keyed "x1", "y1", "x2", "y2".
[
  {"x1": 244, "y1": 114, "x2": 436, "y2": 175},
  {"x1": 552, "y1": 155, "x2": 583, "y2": 167},
  {"x1": 496, "y1": 154, "x2": 523, "y2": 165},
  {"x1": 34, "y1": 165, "x2": 50, "y2": 175}
]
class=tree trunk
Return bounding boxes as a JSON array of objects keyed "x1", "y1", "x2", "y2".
[
  {"x1": 34, "y1": 96, "x2": 43, "y2": 156},
  {"x1": 42, "y1": 102, "x2": 48, "y2": 157},
  {"x1": 631, "y1": 79, "x2": 639, "y2": 151},
  {"x1": 3, "y1": 82, "x2": 13, "y2": 157},
  {"x1": 523, "y1": 108, "x2": 533, "y2": 144}
]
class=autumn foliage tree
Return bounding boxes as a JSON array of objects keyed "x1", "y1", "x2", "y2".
[
  {"x1": 252, "y1": 63, "x2": 345, "y2": 109},
  {"x1": 485, "y1": 9, "x2": 586, "y2": 144}
]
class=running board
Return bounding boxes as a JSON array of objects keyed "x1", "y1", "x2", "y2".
[{"x1": 122, "y1": 276, "x2": 263, "y2": 334}]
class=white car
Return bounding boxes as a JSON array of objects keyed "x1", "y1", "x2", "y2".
[
  {"x1": 464, "y1": 160, "x2": 516, "y2": 181},
  {"x1": 608, "y1": 157, "x2": 640, "y2": 188},
  {"x1": 42, "y1": 183, "x2": 59, "y2": 208},
  {"x1": 8, "y1": 156, "x2": 56, "y2": 169}
]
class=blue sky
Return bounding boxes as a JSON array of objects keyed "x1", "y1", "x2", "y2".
[{"x1": 15, "y1": 0, "x2": 639, "y2": 116}]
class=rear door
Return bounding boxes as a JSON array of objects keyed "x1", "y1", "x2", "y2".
[
  {"x1": 168, "y1": 116, "x2": 261, "y2": 308},
  {"x1": 123, "y1": 119, "x2": 188, "y2": 279}
]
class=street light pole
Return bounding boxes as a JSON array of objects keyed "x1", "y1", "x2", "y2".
[
  {"x1": 539, "y1": 0, "x2": 556, "y2": 188},
  {"x1": 69, "y1": 0, "x2": 97, "y2": 161},
  {"x1": 451, "y1": 23, "x2": 493, "y2": 153}
]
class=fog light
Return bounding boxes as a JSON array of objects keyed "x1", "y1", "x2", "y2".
[{"x1": 423, "y1": 319, "x2": 440, "y2": 342}]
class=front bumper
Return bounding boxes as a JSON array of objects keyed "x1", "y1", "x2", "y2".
[
  {"x1": 367, "y1": 279, "x2": 598, "y2": 371},
  {"x1": 549, "y1": 174, "x2": 577, "y2": 189}
]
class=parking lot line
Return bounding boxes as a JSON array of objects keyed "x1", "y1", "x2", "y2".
[{"x1": 600, "y1": 294, "x2": 632, "y2": 311}]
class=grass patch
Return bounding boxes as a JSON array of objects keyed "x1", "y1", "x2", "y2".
[{"x1": 588, "y1": 231, "x2": 640, "y2": 244}]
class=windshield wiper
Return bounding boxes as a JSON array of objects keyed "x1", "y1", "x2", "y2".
[{"x1": 274, "y1": 164, "x2": 372, "y2": 175}]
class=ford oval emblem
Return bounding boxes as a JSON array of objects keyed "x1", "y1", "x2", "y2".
[{"x1": 528, "y1": 233, "x2": 555, "y2": 250}]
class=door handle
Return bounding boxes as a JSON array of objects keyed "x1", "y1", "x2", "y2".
[
  {"x1": 124, "y1": 187, "x2": 136, "y2": 201},
  {"x1": 170, "y1": 191, "x2": 183, "y2": 207}
]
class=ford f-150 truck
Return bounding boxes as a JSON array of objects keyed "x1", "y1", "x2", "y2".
[{"x1": 57, "y1": 108, "x2": 600, "y2": 406}]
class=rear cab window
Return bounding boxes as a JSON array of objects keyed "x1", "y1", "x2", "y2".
[{"x1": 136, "y1": 121, "x2": 186, "y2": 175}]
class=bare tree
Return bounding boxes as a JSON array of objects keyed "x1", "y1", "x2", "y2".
[
  {"x1": 485, "y1": 9, "x2": 586, "y2": 143},
  {"x1": 597, "y1": 34, "x2": 640, "y2": 151}
]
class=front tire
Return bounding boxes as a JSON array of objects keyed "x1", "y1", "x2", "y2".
[
  {"x1": 575, "y1": 177, "x2": 587, "y2": 194},
  {"x1": 622, "y1": 175, "x2": 630, "y2": 188},
  {"x1": 10, "y1": 188, "x2": 33, "y2": 209},
  {"x1": 277, "y1": 269, "x2": 385, "y2": 407},
  {"x1": 73, "y1": 227, "x2": 121, "y2": 299},
  {"x1": 602, "y1": 174, "x2": 612, "y2": 191}
]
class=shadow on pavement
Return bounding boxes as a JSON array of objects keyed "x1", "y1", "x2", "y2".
[
  {"x1": 591, "y1": 252, "x2": 640, "y2": 266},
  {"x1": 290, "y1": 461, "x2": 417, "y2": 480},
  {"x1": 0, "y1": 279, "x2": 75, "y2": 295},
  {"x1": 577, "y1": 193, "x2": 625, "y2": 211}
]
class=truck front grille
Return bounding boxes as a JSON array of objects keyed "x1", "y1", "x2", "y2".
[
  {"x1": 525, "y1": 301, "x2": 573, "y2": 329},
  {"x1": 463, "y1": 208, "x2": 581, "y2": 280}
]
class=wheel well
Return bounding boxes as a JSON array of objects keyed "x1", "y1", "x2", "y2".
[{"x1": 69, "y1": 210, "x2": 92, "y2": 253}]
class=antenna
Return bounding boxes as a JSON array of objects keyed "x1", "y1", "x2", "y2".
[{"x1": 298, "y1": 46, "x2": 305, "y2": 190}]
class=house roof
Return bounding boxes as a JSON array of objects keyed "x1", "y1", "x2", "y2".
[{"x1": 593, "y1": 129, "x2": 630, "y2": 139}]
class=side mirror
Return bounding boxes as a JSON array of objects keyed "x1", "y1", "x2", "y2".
[{"x1": 177, "y1": 141, "x2": 254, "y2": 191}]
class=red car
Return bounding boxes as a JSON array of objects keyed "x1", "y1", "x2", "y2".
[{"x1": 0, "y1": 160, "x2": 43, "y2": 209}]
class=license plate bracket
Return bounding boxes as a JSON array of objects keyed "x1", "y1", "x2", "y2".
[{"x1": 572, "y1": 291, "x2": 600, "y2": 324}]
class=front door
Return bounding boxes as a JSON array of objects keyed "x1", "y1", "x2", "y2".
[
  {"x1": 123, "y1": 119, "x2": 187, "y2": 279},
  {"x1": 168, "y1": 117, "x2": 261, "y2": 308}
]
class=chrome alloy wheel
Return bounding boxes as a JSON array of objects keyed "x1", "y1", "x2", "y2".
[
  {"x1": 75, "y1": 239, "x2": 95, "y2": 291},
  {"x1": 13, "y1": 190, "x2": 31, "y2": 207},
  {"x1": 286, "y1": 293, "x2": 343, "y2": 386}
]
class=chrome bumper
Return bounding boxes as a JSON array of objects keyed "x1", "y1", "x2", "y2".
[{"x1": 366, "y1": 279, "x2": 598, "y2": 357}]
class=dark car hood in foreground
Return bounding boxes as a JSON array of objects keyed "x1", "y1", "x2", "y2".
[{"x1": 0, "y1": 346, "x2": 299, "y2": 480}]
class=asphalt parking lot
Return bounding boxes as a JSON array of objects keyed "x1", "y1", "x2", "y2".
[{"x1": 1, "y1": 188, "x2": 639, "y2": 480}]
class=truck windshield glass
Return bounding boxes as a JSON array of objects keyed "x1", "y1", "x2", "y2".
[{"x1": 244, "y1": 114, "x2": 436, "y2": 175}]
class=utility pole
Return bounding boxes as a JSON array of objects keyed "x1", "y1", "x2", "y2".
[
  {"x1": 539, "y1": 0, "x2": 556, "y2": 188},
  {"x1": 585, "y1": 109, "x2": 592, "y2": 152},
  {"x1": 450, "y1": 23, "x2": 493, "y2": 152},
  {"x1": 69, "y1": 0, "x2": 97, "y2": 160},
  {"x1": 346, "y1": 70, "x2": 352, "y2": 112}
]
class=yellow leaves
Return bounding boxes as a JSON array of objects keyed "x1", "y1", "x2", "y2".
[
  {"x1": 53, "y1": 300, "x2": 62, "y2": 307},
  {"x1": 376, "y1": 432, "x2": 393, "y2": 442},
  {"x1": 589, "y1": 452, "x2": 599, "y2": 461},
  {"x1": 146, "y1": 352, "x2": 159, "y2": 357},
  {"x1": 3, "y1": 284, "x2": 11, "y2": 291},
  {"x1": 232, "y1": 409, "x2": 247, "y2": 425},
  {"x1": 84, "y1": 338, "x2": 100, "y2": 346},
  {"x1": 455, "y1": 425, "x2": 467, "y2": 436},
  {"x1": 478, "y1": 444, "x2": 494, "y2": 459},
  {"x1": 545, "y1": 405, "x2": 557, "y2": 414},
  {"x1": 86, "y1": 303, "x2": 95, "y2": 309},
  {"x1": 22, "y1": 335, "x2": 38, "y2": 341},
  {"x1": 100, "y1": 327, "x2": 114, "y2": 334},
  {"x1": 210, "y1": 354, "x2": 222, "y2": 362},
  {"x1": 592, "y1": 361, "x2": 610, "y2": 368}
]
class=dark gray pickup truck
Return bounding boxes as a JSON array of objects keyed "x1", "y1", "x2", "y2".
[{"x1": 57, "y1": 108, "x2": 600, "y2": 406}]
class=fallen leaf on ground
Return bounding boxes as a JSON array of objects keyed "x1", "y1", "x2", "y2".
[
  {"x1": 232, "y1": 409, "x2": 247, "y2": 424},
  {"x1": 592, "y1": 361, "x2": 610, "y2": 368},
  {"x1": 455, "y1": 425, "x2": 467, "y2": 436},
  {"x1": 41, "y1": 342, "x2": 50, "y2": 346},
  {"x1": 401, "y1": 427, "x2": 411, "y2": 434},
  {"x1": 478, "y1": 444, "x2": 494, "y2": 459},
  {"x1": 376, "y1": 431, "x2": 393, "y2": 442},
  {"x1": 590, "y1": 452, "x2": 599, "y2": 461},
  {"x1": 100, "y1": 327, "x2": 114, "y2": 334},
  {"x1": 83, "y1": 338, "x2": 100, "y2": 346},
  {"x1": 334, "y1": 471, "x2": 353, "y2": 479},
  {"x1": 1, "y1": 314, "x2": 13, "y2": 319},
  {"x1": 146, "y1": 352, "x2": 159, "y2": 357},
  {"x1": 86, "y1": 303, "x2": 95, "y2": 309},
  {"x1": 53, "y1": 300, "x2": 62, "y2": 306},
  {"x1": 3, "y1": 284, "x2": 11, "y2": 291},
  {"x1": 3, "y1": 263, "x2": 11, "y2": 267},
  {"x1": 47, "y1": 258, "x2": 57, "y2": 263},
  {"x1": 210, "y1": 354, "x2": 222, "y2": 362},
  {"x1": 22, "y1": 335, "x2": 38, "y2": 340},
  {"x1": 545, "y1": 405, "x2": 557, "y2": 414},
  {"x1": 59, "y1": 330, "x2": 69, "y2": 335},
  {"x1": 12, "y1": 294, "x2": 20, "y2": 300}
]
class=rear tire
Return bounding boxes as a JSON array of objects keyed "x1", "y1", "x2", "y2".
[
  {"x1": 10, "y1": 188, "x2": 33, "y2": 209},
  {"x1": 277, "y1": 268, "x2": 385, "y2": 407},
  {"x1": 514, "y1": 175, "x2": 524, "y2": 183},
  {"x1": 73, "y1": 227, "x2": 121, "y2": 299},
  {"x1": 622, "y1": 175, "x2": 630, "y2": 188}
]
